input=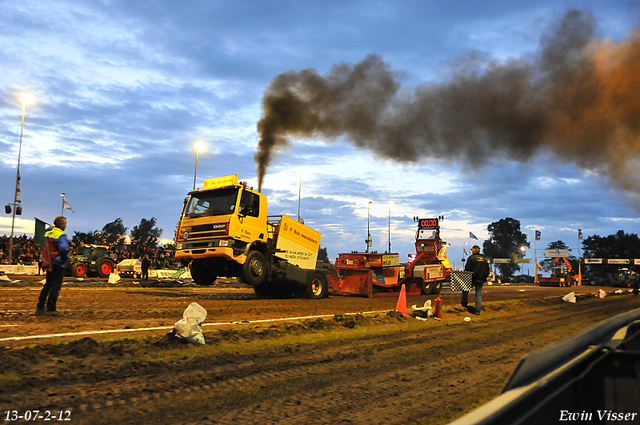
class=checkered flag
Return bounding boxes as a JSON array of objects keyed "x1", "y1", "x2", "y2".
[{"x1": 451, "y1": 271, "x2": 473, "y2": 291}]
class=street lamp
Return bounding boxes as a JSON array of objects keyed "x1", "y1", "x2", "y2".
[
  {"x1": 8, "y1": 93, "x2": 33, "y2": 264},
  {"x1": 388, "y1": 201, "x2": 393, "y2": 253},
  {"x1": 365, "y1": 201, "x2": 373, "y2": 252},
  {"x1": 519, "y1": 245, "x2": 528, "y2": 276},
  {"x1": 193, "y1": 141, "x2": 205, "y2": 190}
]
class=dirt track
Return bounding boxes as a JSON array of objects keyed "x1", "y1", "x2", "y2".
[{"x1": 1, "y1": 280, "x2": 639, "y2": 424}]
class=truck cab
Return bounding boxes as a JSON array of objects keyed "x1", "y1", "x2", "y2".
[
  {"x1": 175, "y1": 175, "x2": 271, "y2": 285},
  {"x1": 175, "y1": 175, "x2": 323, "y2": 296}
]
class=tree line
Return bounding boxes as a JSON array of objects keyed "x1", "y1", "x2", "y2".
[
  {"x1": 72, "y1": 217, "x2": 164, "y2": 249},
  {"x1": 71, "y1": 216, "x2": 640, "y2": 281},
  {"x1": 478, "y1": 217, "x2": 640, "y2": 280}
]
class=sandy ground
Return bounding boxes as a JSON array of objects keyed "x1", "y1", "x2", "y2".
[{"x1": 0, "y1": 277, "x2": 638, "y2": 424}]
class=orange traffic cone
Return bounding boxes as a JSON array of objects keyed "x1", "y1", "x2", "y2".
[{"x1": 395, "y1": 284, "x2": 407, "y2": 316}]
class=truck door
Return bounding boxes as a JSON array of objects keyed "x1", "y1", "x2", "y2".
[{"x1": 237, "y1": 189, "x2": 267, "y2": 243}]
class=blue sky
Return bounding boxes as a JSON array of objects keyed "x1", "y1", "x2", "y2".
[{"x1": 1, "y1": 0, "x2": 639, "y2": 270}]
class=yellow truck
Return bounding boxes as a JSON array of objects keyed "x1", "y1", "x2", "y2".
[{"x1": 175, "y1": 175, "x2": 328, "y2": 298}]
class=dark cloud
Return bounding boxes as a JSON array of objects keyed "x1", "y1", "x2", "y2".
[{"x1": 255, "y1": 10, "x2": 640, "y2": 207}]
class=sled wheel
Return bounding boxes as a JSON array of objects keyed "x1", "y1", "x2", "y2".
[
  {"x1": 430, "y1": 280, "x2": 443, "y2": 294},
  {"x1": 420, "y1": 282, "x2": 432, "y2": 295}
]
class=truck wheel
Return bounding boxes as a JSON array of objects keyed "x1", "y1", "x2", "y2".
[
  {"x1": 241, "y1": 251, "x2": 268, "y2": 286},
  {"x1": 97, "y1": 259, "x2": 115, "y2": 278},
  {"x1": 430, "y1": 280, "x2": 443, "y2": 294},
  {"x1": 190, "y1": 260, "x2": 217, "y2": 285},
  {"x1": 73, "y1": 263, "x2": 87, "y2": 277},
  {"x1": 305, "y1": 272, "x2": 328, "y2": 299}
]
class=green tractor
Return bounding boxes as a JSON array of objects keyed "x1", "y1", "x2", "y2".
[{"x1": 67, "y1": 244, "x2": 116, "y2": 278}]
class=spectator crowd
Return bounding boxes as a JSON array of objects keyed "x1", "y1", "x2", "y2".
[
  {"x1": 0, "y1": 235, "x2": 41, "y2": 265},
  {"x1": 0, "y1": 234, "x2": 176, "y2": 270}
]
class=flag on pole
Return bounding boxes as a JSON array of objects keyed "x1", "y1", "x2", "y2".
[
  {"x1": 34, "y1": 217, "x2": 48, "y2": 247},
  {"x1": 62, "y1": 195, "x2": 75, "y2": 213},
  {"x1": 535, "y1": 230, "x2": 541, "y2": 241},
  {"x1": 16, "y1": 170, "x2": 21, "y2": 203},
  {"x1": 469, "y1": 232, "x2": 478, "y2": 240},
  {"x1": 578, "y1": 229, "x2": 582, "y2": 240}
]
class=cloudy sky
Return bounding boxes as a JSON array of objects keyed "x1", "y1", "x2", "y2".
[{"x1": 1, "y1": 0, "x2": 639, "y2": 270}]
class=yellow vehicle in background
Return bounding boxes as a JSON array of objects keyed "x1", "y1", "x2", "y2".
[{"x1": 175, "y1": 175, "x2": 327, "y2": 298}]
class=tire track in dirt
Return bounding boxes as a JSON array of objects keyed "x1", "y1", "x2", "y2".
[{"x1": 178, "y1": 300, "x2": 625, "y2": 425}]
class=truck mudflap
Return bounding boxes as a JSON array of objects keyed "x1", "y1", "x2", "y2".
[{"x1": 450, "y1": 307, "x2": 640, "y2": 425}]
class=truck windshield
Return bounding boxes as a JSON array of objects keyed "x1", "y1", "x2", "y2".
[{"x1": 185, "y1": 187, "x2": 240, "y2": 217}]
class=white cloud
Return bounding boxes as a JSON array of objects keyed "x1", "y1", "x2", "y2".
[
  {"x1": 0, "y1": 0, "x2": 637, "y2": 268},
  {"x1": 0, "y1": 217, "x2": 37, "y2": 235}
]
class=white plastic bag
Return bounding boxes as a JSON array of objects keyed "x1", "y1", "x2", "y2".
[
  {"x1": 562, "y1": 292, "x2": 576, "y2": 303},
  {"x1": 108, "y1": 272, "x2": 121, "y2": 284},
  {"x1": 596, "y1": 289, "x2": 607, "y2": 298},
  {"x1": 173, "y1": 302, "x2": 207, "y2": 345},
  {"x1": 411, "y1": 300, "x2": 433, "y2": 319}
]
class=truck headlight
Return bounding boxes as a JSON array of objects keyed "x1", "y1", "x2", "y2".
[
  {"x1": 176, "y1": 243, "x2": 183, "y2": 250},
  {"x1": 219, "y1": 240, "x2": 229, "y2": 247}
]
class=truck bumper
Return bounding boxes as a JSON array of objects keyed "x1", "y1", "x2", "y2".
[{"x1": 175, "y1": 247, "x2": 246, "y2": 264}]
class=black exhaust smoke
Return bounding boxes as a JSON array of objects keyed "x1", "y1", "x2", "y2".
[{"x1": 255, "y1": 10, "x2": 640, "y2": 201}]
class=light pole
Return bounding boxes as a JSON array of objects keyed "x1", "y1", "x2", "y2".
[
  {"x1": 8, "y1": 93, "x2": 33, "y2": 265},
  {"x1": 193, "y1": 141, "x2": 205, "y2": 190},
  {"x1": 365, "y1": 201, "x2": 373, "y2": 252},
  {"x1": 388, "y1": 201, "x2": 393, "y2": 253}
]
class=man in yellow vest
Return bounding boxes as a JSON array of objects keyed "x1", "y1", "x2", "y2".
[{"x1": 36, "y1": 216, "x2": 69, "y2": 316}]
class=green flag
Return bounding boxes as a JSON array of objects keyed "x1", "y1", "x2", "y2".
[{"x1": 34, "y1": 217, "x2": 47, "y2": 247}]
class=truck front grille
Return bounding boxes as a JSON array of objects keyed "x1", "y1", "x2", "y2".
[
  {"x1": 187, "y1": 223, "x2": 227, "y2": 239},
  {"x1": 183, "y1": 239, "x2": 234, "y2": 249}
]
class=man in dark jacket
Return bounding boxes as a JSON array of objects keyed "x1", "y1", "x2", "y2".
[
  {"x1": 462, "y1": 245, "x2": 491, "y2": 315},
  {"x1": 141, "y1": 254, "x2": 151, "y2": 280},
  {"x1": 36, "y1": 216, "x2": 70, "y2": 316},
  {"x1": 631, "y1": 268, "x2": 639, "y2": 296}
]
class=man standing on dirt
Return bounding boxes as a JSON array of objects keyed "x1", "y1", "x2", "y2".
[
  {"x1": 462, "y1": 245, "x2": 490, "y2": 315},
  {"x1": 36, "y1": 216, "x2": 69, "y2": 316},
  {"x1": 141, "y1": 254, "x2": 151, "y2": 280},
  {"x1": 631, "y1": 269, "x2": 639, "y2": 296}
]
